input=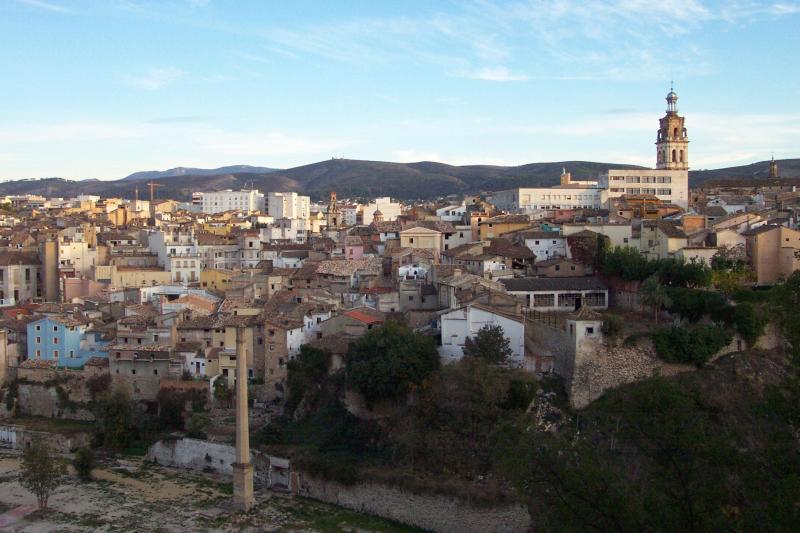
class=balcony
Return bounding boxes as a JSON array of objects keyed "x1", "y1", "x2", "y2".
[{"x1": 0, "y1": 298, "x2": 16, "y2": 307}]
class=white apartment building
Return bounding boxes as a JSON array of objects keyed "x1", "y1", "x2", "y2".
[
  {"x1": 201, "y1": 189, "x2": 265, "y2": 214},
  {"x1": 363, "y1": 197, "x2": 402, "y2": 225},
  {"x1": 266, "y1": 192, "x2": 310, "y2": 220}
]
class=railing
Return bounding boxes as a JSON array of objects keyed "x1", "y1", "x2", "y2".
[{"x1": 0, "y1": 298, "x2": 16, "y2": 307}]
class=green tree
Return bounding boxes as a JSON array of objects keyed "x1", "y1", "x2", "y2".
[
  {"x1": 72, "y1": 447, "x2": 95, "y2": 481},
  {"x1": 20, "y1": 438, "x2": 67, "y2": 509},
  {"x1": 640, "y1": 276, "x2": 672, "y2": 322},
  {"x1": 95, "y1": 386, "x2": 134, "y2": 451},
  {"x1": 286, "y1": 345, "x2": 330, "y2": 415},
  {"x1": 463, "y1": 325, "x2": 513, "y2": 364},
  {"x1": 213, "y1": 378, "x2": 232, "y2": 408},
  {"x1": 346, "y1": 321, "x2": 439, "y2": 408},
  {"x1": 186, "y1": 413, "x2": 209, "y2": 439},
  {"x1": 601, "y1": 314, "x2": 624, "y2": 338}
]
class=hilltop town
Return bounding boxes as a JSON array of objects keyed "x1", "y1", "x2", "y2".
[{"x1": 0, "y1": 91, "x2": 799, "y2": 532}]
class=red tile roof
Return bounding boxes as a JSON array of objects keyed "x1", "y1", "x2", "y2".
[{"x1": 344, "y1": 309, "x2": 384, "y2": 325}]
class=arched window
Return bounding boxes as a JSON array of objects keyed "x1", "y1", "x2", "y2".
[
  {"x1": 673, "y1": 127, "x2": 678, "y2": 138},
  {"x1": 679, "y1": 150, "x2": 684, "y2": 162},
  {"x1": 672, "y1": 149, "x2": 677, "y2": 162}
]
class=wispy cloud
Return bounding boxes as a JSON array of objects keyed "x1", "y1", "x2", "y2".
[
  {"x1": 461, "y1": 66, "x2": 528, "y2": 82},
  {"x1": 15, "y1": 0, "x2": 69, "y2": 13},
  {"x1": 120, "y1": 67, "x2": 185, "y2": 91}
]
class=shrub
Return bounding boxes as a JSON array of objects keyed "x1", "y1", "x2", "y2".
[
  {"x1": 601, "y1": 314, "x2": 624, "y2": 338},
  {"x1": 652, "y1": 325, "x2": 732, "y2": 367},
  {"x1": 73, "y1": 448, "x2": 95, "y2": 481}
]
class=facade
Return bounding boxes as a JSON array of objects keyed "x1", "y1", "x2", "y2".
[
  {"x1": 500, "y1": 277, "x2": 609, "y2": 312},
  {"x1": 743, "y1": 225, "x2": 800, "y2": 285},
  {"x1": 0, "y1": 252, "x2": 41, "y2": 305},
  {"x1": 266, "y1": 192, "x2": 310, "y2": 220},
  {"x1": 363, "y1": 197, "x2": 402, "y2": 226},
  {"x1": 201, "y1": 190, "x2": 265, "y2": 214},
  {"x1": 26, "y1": 315, "x2": 107, "y2": 368},
  {"x1": 439, "y1": 304, "x2": 525, "y2": 366}
]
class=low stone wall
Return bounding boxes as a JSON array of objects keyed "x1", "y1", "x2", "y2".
[
  {"x1": 0, "y1": 424, "x2": 91, "y2": 453},
  {"x1": 291, "y1": 472, "x2": 531, "y2": 533},
  {"x1": 146, "y1": 438, "x2": 275, "y2": 487}
]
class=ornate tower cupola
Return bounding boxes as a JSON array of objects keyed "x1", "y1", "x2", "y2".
[
  {"x1": 656, "y1": 85, "x2": 689, "y2": 170},
  {"x1": 769, "y1": 155, "x2": 779, "y2": 179}
]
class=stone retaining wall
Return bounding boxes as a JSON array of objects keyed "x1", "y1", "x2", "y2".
[{"x1": 291, "y1": 472, "x2": 531, "y2": 533}]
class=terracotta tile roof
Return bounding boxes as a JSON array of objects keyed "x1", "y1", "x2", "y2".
[
  {"x1": 344, "y1": 309, "x2": 385, "y2": 325},
  {"x1": 19, "y1": 359, "x2": 56, "y2": 369},
  {"x1": 480, "y1": 214, "x2": 531, "y2": 225},
  {"x1": 317, "y1": 258, "x2": 382, "y2": 277}
]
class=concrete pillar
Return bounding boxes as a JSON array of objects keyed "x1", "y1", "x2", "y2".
[{"x1": 232, "y1": 326, "x2": 255, "y2": 511}]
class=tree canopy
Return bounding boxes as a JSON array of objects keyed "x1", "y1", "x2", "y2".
[
  {"x1": 346, "y1": 321, "x2": 439, "y2": 408},
  {"x1": 463, "y1": 325, "x2": 513, "y2": 364}
]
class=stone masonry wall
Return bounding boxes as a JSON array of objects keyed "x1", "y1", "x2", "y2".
[
  {"x1": 15, "y1": 367, "x2": 104, "y2": 421},
  {"x1": 292, "y1": 473, "x2": 531, "y2": 533}
]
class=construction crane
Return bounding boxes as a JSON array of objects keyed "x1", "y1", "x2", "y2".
[{"x1": 146, "y1": 181, "x2": 164, "y2": 202}]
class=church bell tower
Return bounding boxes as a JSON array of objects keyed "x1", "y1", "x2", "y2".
[
  {"x1": 656, "y1": 86, "x2": 689, "y2": 170},
  {"x1": 326, "y1": 191, "x2": 341, "y2": 228}
]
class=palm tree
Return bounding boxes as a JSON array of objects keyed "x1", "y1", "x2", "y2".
[{"x1": 640, "y1": 275, "x2": 671, "y2": 323}]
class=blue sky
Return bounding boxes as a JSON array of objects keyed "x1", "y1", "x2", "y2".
[{"x1": 1, "y1": 0, "x2": 799, "y2": 180}]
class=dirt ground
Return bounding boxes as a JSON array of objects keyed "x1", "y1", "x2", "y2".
[{"x1": 0, "y1": 449, "x2": 422, "y2": 532}]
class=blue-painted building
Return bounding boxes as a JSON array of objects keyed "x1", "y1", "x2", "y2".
[{"x1": 26, "y1": 315, "x2": 108, "y2": 368}]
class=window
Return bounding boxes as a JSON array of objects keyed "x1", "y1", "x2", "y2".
[
  {"x1": 69, "y1": 350, "x2": 74, "y2": 358},
  {"x1": 35, "y1": 349, "x2": 41, "y2": 358},
  {"x1": 36, "y1": 336, "x2": 41, "y2": 344},
  {"x1": 53, "y1": 337, "x2": 59, "y2": 345},
  {"x1": 53, "y1": 350, "x2": 59, "y2": 358},
  {"x1": 586, "y1": 327, "x2": 595, "y2": 334},
  {"x1": 35, "y1": 325, "x2": 40, "y2": 331},
  {"x1": 153, "y1": 369, "x2": 158, "y2": 375},
  {"x1": 409, "y1": 237, "x2": 414, "y2": 244},
  {"x1": 555, "y1": 265, "x2": 560, "y2": 271},
  {"x1": 53, "y1": 325, "x2": 58, "y2": 332}
]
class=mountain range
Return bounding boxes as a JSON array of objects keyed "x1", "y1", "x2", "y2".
[{"x1": 1, "y1": 158, "x2": 797, "y2": 202}]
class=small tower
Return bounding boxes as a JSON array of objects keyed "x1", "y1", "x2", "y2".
[
  {"x1": 326, "y1": 191, "x2": 341, "y2": 228},
  {"x1": 372, "y1": 209, "x2": 384, "y2": 223},
  {"x1": 769, "y1": 155, "x2": 779, "y2": 179},
  {"x1": 560, "y1": 167, "x2": 572, "y2": 186},
  {"x1": 655, "y1": 85, "x2": 689, "y2": 170}
]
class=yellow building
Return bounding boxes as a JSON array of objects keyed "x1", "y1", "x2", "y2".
[
  {"x1": 200, "y1": 268, "x2": 235, "y2": 291},
  {"x1": 110, "y1": 266, "x2": 172, "y2": 289},
  {"x1": 478, "y1": 214, "x2": 531, "y2": 240},
  {"x1": 399, "y1": 226, "x2": 443, "y2": 255}
]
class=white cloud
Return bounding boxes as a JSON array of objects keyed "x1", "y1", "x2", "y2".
[
  {"x1": 120, "y1": 67, "x2": 186, "y2": 91},
  {"x1": 14, "y1": 0, "x2": 69, "y2": 13},
  {"x1": 461, "y1": 66, "x2": 528, "y2": 82}
]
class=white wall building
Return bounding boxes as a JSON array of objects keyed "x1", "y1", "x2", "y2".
[
  {"x1": 363, "y1": 197, "x2": 402, "y2": 225},
  {"x1": 436, "y1": 204, "x2": 467, "y2": 222},
  {"x1": 201, "y1": 190, "x2": 265, "y2": 214},
  {"x1": 439, "y1": 304, "x2": 525, "y2": 366},
  {"x1": 266, "y1": 192, "x2": 310, "y2": 220}
]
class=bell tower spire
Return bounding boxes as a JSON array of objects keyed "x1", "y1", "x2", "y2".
[{"x1": 656, "y1": 85, "x2": 689, "y2": 170}]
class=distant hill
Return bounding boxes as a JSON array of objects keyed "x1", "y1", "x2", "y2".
[
  {"x1": 122, "y1": 165, "x2": 279, "y2": 181},
  {"x1": 1, "y1": 158, "x2": 797, "y2": 201},
  {"x1": 689, "y1": 158, "x2": 800, "y2": 185}
]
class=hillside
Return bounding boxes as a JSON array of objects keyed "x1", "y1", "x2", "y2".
[
  {"x1": 689, "y1": 158, "x2": 800, "y2": 185},
  {"x1": 122, "y1": 165, "x2": 278, "y2": 181},
  {"x1": 1, "y1": 158, "x2": 798, "y2": 201}
]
